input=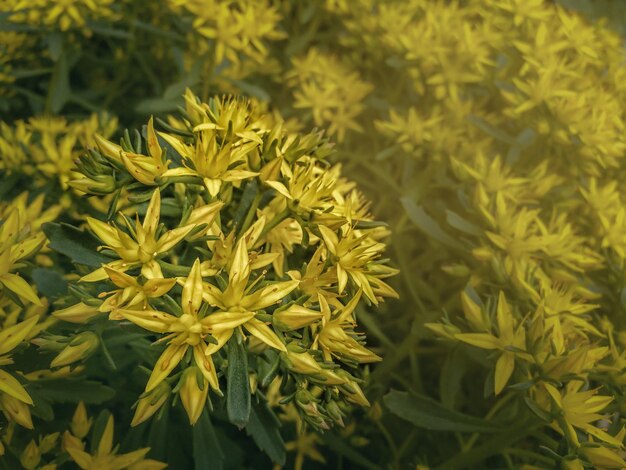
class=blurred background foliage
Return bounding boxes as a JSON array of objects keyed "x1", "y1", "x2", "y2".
[{"x1": 3, "y1": 0, "x2": 626, "y2": 469}]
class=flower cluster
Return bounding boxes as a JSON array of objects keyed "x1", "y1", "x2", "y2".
[
  {"x1": 0, "y1": 194, "x2": 59, "y2": 449},
  {"x1": 57, "y1": 91, "x2": 397, "y2": 433},
  {"x1": 315, "y1": 0, "x2": 626, "y2": 467},
  {"x1": 4, "y1": 0, "x2": 118, "y2": 33}
]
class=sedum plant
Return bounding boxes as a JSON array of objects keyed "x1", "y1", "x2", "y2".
[{"x1": 2, "y1": 90, "x2": 397, "y2": 468}]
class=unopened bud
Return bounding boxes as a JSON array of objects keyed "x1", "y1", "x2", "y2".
[
  {"x1": 51, "y1": 332, "x2": 99, "y2": 367},
  {"x1": 20, "y1": 440, "x2": 40, "y2": 470},
  {"x1": 70, "y1": 402, "x2": 92, "y2": 439},
  {"x1": 273, "y1": 304, "x2": 323, "y2": 331},
  {"x1": 179, "y1": 367, "x2": 208, "y2": 425},
  {"x1": 131, "y1": 381, "x2": 171, "y2": 427},
  {"x1": 53, "y1": 303, "x2": 100, "y2": 324},
  {"x1": 259, "y1": 157, "x2": 283, "y2": 182},
  {"x1": 1, "y1": 393, "x2": 33, "y2": 429},
  {"x1": 283, "y1": 351, "x2": 323, "y2": 375},
  {"x1": 62, "y1": 431, "x2": 84, "y2": 453},
  {"x1": 39, "y1": 432, "x2": 59, "y2": 453}
]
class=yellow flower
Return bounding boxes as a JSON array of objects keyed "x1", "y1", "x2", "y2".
[
  {"x1": 83, "y1": 188, "x2": 195, "y2": 281},
  {"x1": 66, "y1": 413, "x2": 165, "y2": 470},
  {"x1": 98, "y1": 267, "x2": 176, "y2": 318},
  {"x1": 116, "y1": 259, "x2": 220, "y2": 393},
  {"x1": 455, "y1": 292, "x2": 529, "y2": 394},
  {"x1": 200, "y1": 236, "x2": 298, "y2": 354},
  {"x1": 313, "y1": 290, "x2": 381, "y2": 364},
  {"x1": 178, "y1": 367, "x2": 209, "y2": 425},
  {"x1": 543, "y1": 381, "x2": 621, "y2": 448},
  {"x1": 318, "y1": 225, "x2": 390, "y2": 304},
  {"x1": 0, "y1": 315, "x2": 39, "y2": 412},
  {"x1": 161, "y1": 127, "x2": 259, "y2": 196}
]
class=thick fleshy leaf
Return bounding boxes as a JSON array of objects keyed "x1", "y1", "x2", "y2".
[{"x1": 226, "y1": 338, "x2": 251, "y2": 428}]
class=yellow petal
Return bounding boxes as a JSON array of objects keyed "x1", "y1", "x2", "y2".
[
  {"x1": 266, "y1": 181, "x2": 292, "y2": 200},
  {"x1": 145, "y1": 343, "x2": 188, "y2": 392},
  {"x1": 118, "y1": 309, "x2": 177, "y2": 333},
  {"x1": 0, "y1": 369, "x2": 33, "y2": 404},
  {"x1": 182, "y1": 259, "x2": 203, "y2": 317},
  {"x1": 193, "y1": 344, "x2": 219, "y2": 391},
  {"x1": 318, "y1": 225, "x2": 339, "y2": 254},
  {"x1": 241, "y1": 280, "x2": 299, "y2": 310},
  {"x1": 201, "y1": 311, "x2": 255, "y2": 331},
  {"x1": 454, "y1": 333, "x2": 501, "y2": 350},
  {"x1": 204, "y1": 329, "x2": 234, "y2": 356},
  {"x1": 0, "y1": 315, "x2": 38, "y2": 355},
  {"x1": 146, "y1": 116, "x2": 162, "y2": 160},
  {"x1": 156, "y1": 225, "x2": 195, "y2": 253},
  {"x1": 494, "y1": 352, "x2": 514, "y2": 395},
  {"x1": 142, "y1": 189, "x2": 161, "y2": 236},
  {"x1": 66, "y1": 447, "x2": 93, "y2": 469},
  {"x1": 97, "y1": 415, "x2": 115, "y2": 456},
  {"x1": 243, "y1": 318, "x2": 286, "y2": 352},
  {"x1": 1, "y1": 273, "x2": 41, "y2": 306},
  {"x1": 86, "y1": 217, "x2": 122, "y2": 248},
  {"x1": 104, "y1": 266, "x2": 138, "y2": 288}
]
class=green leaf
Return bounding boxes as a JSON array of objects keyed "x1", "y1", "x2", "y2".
[
  {"x1": 383, "y1": 390, "x2": 502, "y2": 433},
  {"x1": 401, "y1": 198, "x2": 464, "y2": 250},
  {"x1": 229, "y1": 79, "x2": 271, "y2": 102},
  {"x1": 32, "y1": 379, "x2": 115, "y2": 404},
  {"x1": 466, "y1": 115, "x2": 516, "y2": 144},
  {"x1": 193, "y1": 410, "x2": 224, "y2": 470},
  {"x1": 245, "y1": 401, "x2": 285, "y2": 465},
  {"x1": 135, "y1": 97, "x2": 183, "y2": 114},
  {"x1": 445, "y1": 210, "x2": 482, "y2": 236},
  {"x1": 47, "y1": 51, "x2": 70, "y2": 113},
  {"x1": 0, "y1": 173, "x2": 21, "y2": 199},
  {"x1": 226, "y1": 337, "x2": 251, "y2": 428},
  {"x1": 46, "y1": 32, "x2": 63, "y2": 62},
  {"x1": 321, "y1": 431, "x2": 379, "y2": 470},
  {"x1": 440, "y1": 348, "x2": 468, "y2": 409},
  {"x1": 43, "y1": 222, "x2": 110, "y2": 267},
  {"x1": 32, "y1": 268, "x2": 68, "y2": 298}
]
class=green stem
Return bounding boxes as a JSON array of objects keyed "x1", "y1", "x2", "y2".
[
  {"x1": 239, "y1": 192, "x2": 262, "y2": 235},
  {"x1": 260, "y1": 209, "x2": 290, "y2": 238}
]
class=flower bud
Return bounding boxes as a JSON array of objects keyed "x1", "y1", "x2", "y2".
[
  {"x1": 460, "y1": 291, "x2": 488, "y2": 331},
  {"x1": 326, "y1": 400, "x2": 344, "y2": 426},
  {"x1": 131, "y1": 381, "x2": 171, "y2": 427},
  {"x1": 53, "y1": 303, "x2": 100, "y2": 324},
  {"x1": 51, "y1": 332, "x2": 99, "y2": 368},
  {"x1": 273, "y1": 304, "x2": 323, "y2": 331},
  {"x1": 70, "y1": 402, "x2": 92, "y2": 439},
  {"x1": 283, "y1": 350, "x2": 324, "y2": 375},
  {"x1": 62, "y1": 430, "x2": 84, "y2": 453},
  {"x1": 178, "y1": 367, "x2": 208, "y2": 425},
  {"x1": 20, "y1": 440, "x2": 40, "y2": 470},
  {"x1": 259, "y1": 157, "x2": 282, "y2": 182},
  {"x1": 39, "y1": 432, "x2": 60, "y2": 453},
  {"x1": 1, "y1": 393, "x2": 33, "y2": 429}
]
